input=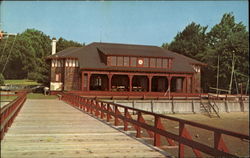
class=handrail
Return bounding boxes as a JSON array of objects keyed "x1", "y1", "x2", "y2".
[
  {"x1": 0, "y1": 91, "x2": 27, "y2": 140},
  {"x1": 61, "y1": 92, "x2": 250, "y2": 158},
  {"x1": 200, "y1": 100, "x2": 212, "y2": 118},
  {"x1": 207, "y1": 99, "x2": 220, "y2": 118}
]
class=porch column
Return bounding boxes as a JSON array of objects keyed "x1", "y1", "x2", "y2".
[
  {"x1": 108, "y1": 74, "x2": 113, "y2": 91},
  {"x1": 176, "y1": 77, "x2": 183, "y2": 93},
  {"x1": 182, "y1": 76, "x2": 187, "y2": 93},
  {"x1": 167, "y1": 76, "x2": 172, "y2": 92},
  {"x1": 81, "y1": 72, "x2": 84, "y2": 91},
  {"x1": 129, "y1": 75, "x2": 133, "y2": 92},
  {"x1": 148, "y1": 75, "x2": 152, "y2": 92},
  {"x1": 183, "y1": 76, "x2": 187, "y2": 93},
  {"x1": 192, "y1": 76, "x2": 196, "y2": 93},
  {"x1": 87, "y1": 73, "x2": 90, "y2": 91},
  {"x1": 187, "y1": 76, "x2": 191, "y2": 93}
]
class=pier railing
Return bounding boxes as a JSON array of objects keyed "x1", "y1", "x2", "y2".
[
  {"x1": 0, "y1": 91, "x2": 27, "y2": 140},
  {"x1": 61, "y1": 92, "x2": 249, "y2": 158}
]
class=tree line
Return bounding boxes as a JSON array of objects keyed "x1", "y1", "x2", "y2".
[
  {"x1": 162, "y1": 13, "x2": 249, "y2": 94},
  {"x1": 0, "y1": 29, "x2": 84, "y2": 85},
  {"x1": 0, "y1": 13, "x2": 248, "y2": 94}
]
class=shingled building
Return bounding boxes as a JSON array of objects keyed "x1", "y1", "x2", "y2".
[{"x1": 47, "y1": 42, "x2": 205, "y2": 95}]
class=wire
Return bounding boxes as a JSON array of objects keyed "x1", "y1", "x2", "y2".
[
  {"x1": 0, "y1": 35, "x2": 9, "y2": 63},
  {"x1": 1, "y1": 35, "x2": 17, "y2": 74}
]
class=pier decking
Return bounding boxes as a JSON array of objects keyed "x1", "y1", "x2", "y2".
[{"x1": 1, "y1": 99, "x2": 167, "y2": 158}]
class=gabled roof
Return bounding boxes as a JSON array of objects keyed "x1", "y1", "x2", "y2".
[{"x1": 48, "y1": 42, "x2": 205, "y2": 73}]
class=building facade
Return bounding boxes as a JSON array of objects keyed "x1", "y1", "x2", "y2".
[{"x1": 47, "y1": 42, "x2": 205, "y2": 95}]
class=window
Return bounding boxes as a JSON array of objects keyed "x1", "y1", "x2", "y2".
[
  {"x1": 84, "y1": 74, "x2": 88, "y2": 88},
  {"x1": 130, "y1": 57, "x2": 137, "y2": 67},
  {"x1": 111, "y1": 56, "x2": 117, "y2": 66},
  {"x1": 65, "y1": 60, "x2": 68, "y2": 67},
  {"x1": 55, "y1": 74, "x2": 61, "y2": 82},
  {"x1": 156, "y1": 58, "x2": 162, "y2": 68},
  {"x1": 162, "y1": 59, "x2": 168, "y2": 68},
  {"x1": 117, "y1": 56, "x2": 123, "y2": 66},
  {"x1": 143, "y1": 58, "x2": 149, "y2": 67},
  {"x1": 76, "y1": 60, "x2": 79, "y2": 67},
  {"x1": 52, "y1": 60, "x2": 55, "y2": 67},
  {"x1": 124, "y1": 57, "x2": 129, "y2": 66},
  {"x1": 69, "y1": 60, "x2": 72, "y2": 67},
  {"x1": 150, "y1": 58, "x2": 156, "y2": 67},
  {"x1": 169, "y1": 59, "x2": 172, "y2": 68}
]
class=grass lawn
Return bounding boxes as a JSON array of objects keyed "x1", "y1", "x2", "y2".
[
  {"x1": 4, "y1": 79, "x2": 40, "y2": 85},
  {"x1": 0, "y1": 96, "x2": 18, "y2": 108},
  {"x1": 0, "y1": 95, "x2": 18, "y2": 101},
  {"x1": 27, "y1": 93, "x2": 58, "y2": 99}
]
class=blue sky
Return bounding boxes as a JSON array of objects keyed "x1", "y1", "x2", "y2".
[{"x1": 0, "y1": 1, "x2": 248, "y2": 46}]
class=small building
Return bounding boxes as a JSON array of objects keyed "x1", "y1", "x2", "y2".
[{"x1": 47, "y1": 42, "x2": 205, "y2": 95}]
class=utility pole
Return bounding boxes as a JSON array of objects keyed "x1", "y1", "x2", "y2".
[
  {"x1": 229, "y1": 53, "x2": 235, "y2": 94},
  {"x1": 216, "y1": 55, "x2": 220, "y2": 94},
  {"x1": 246, "y1": 78, "x2": 249, "y2": 95}
]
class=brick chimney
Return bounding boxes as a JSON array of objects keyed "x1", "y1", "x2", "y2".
[{"x1": 52, "y1": 38, "x2": 57, "y2": 55}]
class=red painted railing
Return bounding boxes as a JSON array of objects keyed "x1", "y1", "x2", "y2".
[
  {"x1": 67, "y1": 90, "x2": 208, "y2": 100},
  {"x1": 0, "y1": 91, "x2": 27, "y2": 140},
  {"x1": 61, "y1": 92, "x2": 249, "y2": 158}
]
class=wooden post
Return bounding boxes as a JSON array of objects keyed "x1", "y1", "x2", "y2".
[
  {"x1": 214, "y1": 132, "x2": 229, "y2": 153},
  {"x1": 114, "y1": 106, "x2": 119, "y2": 126},
  {"x1": 87, "y1": 73, "x2": 90, "y2": 91},
  {"x1": 148, "y1": 75, "x2": 152, "y2": 92},
  {"x1": 108, "y1": 74, "x2": 113, "y2": 91},
  {"x1": 124, "y1": 108, "x2": 128, "y2": 131},
  {"x1": 101, "y1": 102, "x2": 105, "y2": 119},
  {"x1": 154, "y1": 115, "x2": 161, "y2": 147},
  {"x1": 81, "y1": 72, "x2": 84, "y2": 91},
  {"x1": 167, "y1": 76, "x2": 172, "y2": 93},
  {"x1": 136, "y1": 112, "x2": 142, "y2": 138},
  {"x1": 179, "y1": 122, "x2": 185, "y2": 158},
  {"x1": 129, "y1": 75, "x2": 133, "y2": 92}
]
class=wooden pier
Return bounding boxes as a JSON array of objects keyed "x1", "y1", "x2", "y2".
[{"x1": 1, "y1": 99, "x2": 167, "y2": 158}]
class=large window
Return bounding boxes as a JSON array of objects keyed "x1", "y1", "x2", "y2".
[
  {"x1": 156, "y1": 58, "x2": 162, "y2": 68},
  {"x1": 150, "y1": 58, "x2": 156, "y2": 68},
  {"x1": 108, "y1": 55, "x2": 171, "y2": 69},
  {"x1": 130, "y1": 57, "x2": 137, "y2": 67},
  {"x1": 117, "y1": 56, "x2": 123, "y2": 66},
  {"x1": 124, "y1": 57, "x2": 129, "y2": 66},
  {"x1": 163, "y1": 59, "x2": 168, "y2": 68},
  {"x1": 111, "y1": 56, "x2": 117, "y2": 66},
  {"x1": 143, "y1": 58, "x2": 149, "y2": 67}
]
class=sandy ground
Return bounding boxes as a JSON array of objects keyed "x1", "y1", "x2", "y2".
[{"x1": 137, "y1": 112, "x2": 249, "y2": 157}]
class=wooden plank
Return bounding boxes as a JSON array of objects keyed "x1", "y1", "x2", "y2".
[{"x1": 1, "y1": 99, "x2": 167, "y2": 158}]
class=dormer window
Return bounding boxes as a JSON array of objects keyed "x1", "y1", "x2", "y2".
[
  {"x1": 124, "y1": 57, "x2": 129, "y2": 66},
  {"x1": 107, "y1": 55, "x2": 172, "y2": 69}
]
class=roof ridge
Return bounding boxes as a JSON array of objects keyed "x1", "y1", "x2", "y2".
[{"x1": 89, "y1": 42, "x2": 159, "y2": 48}]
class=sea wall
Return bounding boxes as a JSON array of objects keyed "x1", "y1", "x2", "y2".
[{"x1": 102, "y1": 99, "x2": 249, "y2": 114}]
